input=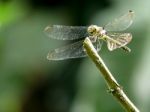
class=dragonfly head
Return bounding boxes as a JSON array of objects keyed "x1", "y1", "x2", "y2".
[{"x1": 88, "y1": 25, "x2": 106, "y2": 36}]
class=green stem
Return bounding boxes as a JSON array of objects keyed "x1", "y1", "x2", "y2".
[{"x1": 83, "y1": 37, "x2": 140, "y2": 112}]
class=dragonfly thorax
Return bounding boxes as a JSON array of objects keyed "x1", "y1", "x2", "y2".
[{"x1": 87, "y1": 25, "x2": 106, "y2": 37}]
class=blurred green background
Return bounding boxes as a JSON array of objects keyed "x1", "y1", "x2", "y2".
[{"x1": 0, "y1": 0, "x2": 150, "y2": 112}]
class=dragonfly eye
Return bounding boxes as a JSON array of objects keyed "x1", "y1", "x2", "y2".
[{"x1": 88, "y1": 25, "x2": 97, "y2": 35}]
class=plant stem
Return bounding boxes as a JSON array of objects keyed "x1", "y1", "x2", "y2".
[{"x1": 83, "y1": 37, "x2": 140, "y2": 112}]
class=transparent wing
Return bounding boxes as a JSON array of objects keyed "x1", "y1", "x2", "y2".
[
  {"x1": 106, "y1": 33, "x2": 132, "y2": 51},
  {"x1": 47, "y1": 37, "x2": 103, "y2": 60},
  {"x1": 94, "y1": 38, "x2": 103, "y2": 52},
  {"x1": 104, "y1": 10, "x2": 134, "y2": 31},
  {"x1": 47, "y1": 40, "x2": 86, "y2": 60},
  {"x1": 44, "y1": 25, "x2": 89, "y2": 40}
]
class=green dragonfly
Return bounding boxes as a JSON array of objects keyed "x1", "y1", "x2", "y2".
[{"x1": 45, "y1": 10, "x2": 134, "y2": 60}]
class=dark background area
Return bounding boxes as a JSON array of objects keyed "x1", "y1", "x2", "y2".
[{"x1": 0, "y1": 0, "x2": 150, "y2": 112}]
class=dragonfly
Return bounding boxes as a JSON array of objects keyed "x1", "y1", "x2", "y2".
[{"x1": 45, "y1": 10, "x2": 134, "y2": 60}]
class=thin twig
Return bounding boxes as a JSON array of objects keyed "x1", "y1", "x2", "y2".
[{"x1": 83, "y1": 37, "x2": 140, "y2": 112}]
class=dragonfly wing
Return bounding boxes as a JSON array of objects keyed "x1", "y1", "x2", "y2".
[
  {"x1": 104, "y1": 10, "x2": 134, "y2": 31},
  {"x1": 47, "y1": 37, "x2": 103, "y2": 60},
  {"x1": 47, "y1": 40, "x2": 87, "y2": 60},
  {"x1": 44, "y1": 25, "x2": 88, "y2": 40},
  {"x1": 106, "y1": 33, "x2": 132, "y2": 51},
  {"x1": 93, "y1": 39, "x2": 103, "y2": 52}
]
